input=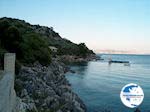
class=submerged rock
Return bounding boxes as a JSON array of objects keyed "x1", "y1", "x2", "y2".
[{"x1": 134, "y1": 108, "x2": 141, "y2": 112}]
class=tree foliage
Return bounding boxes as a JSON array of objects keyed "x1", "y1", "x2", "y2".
[
  {"x1": 0, "y1": 17, "x2": 94, "y2": 68},
  {"x1": 0, "y1": 17, "x2": 52, "y2": 67},
  {"x1": 21, "y1": 33, "x2": 51, "y2": 65}
]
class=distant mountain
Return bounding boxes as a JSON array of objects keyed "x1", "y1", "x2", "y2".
[{"x1": 95, "y1": 49, "x2": 139, "y2": 54}]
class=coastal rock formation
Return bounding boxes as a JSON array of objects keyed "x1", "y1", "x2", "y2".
[
  {"x1": 15, "y1": 59, "x2": 86, "y2": 112},
  {"x1": 0, "y1": 17, "x2": 94, "y2": 112},
  {"x1": 58, "y1": 54, "x2": 100, "y2": 64}
]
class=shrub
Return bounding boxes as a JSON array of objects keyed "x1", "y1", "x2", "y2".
[
  {"x1": 0, "y1": 48, "x2": 7, "y2": 69},
  {"x1": 4, "y1": 26, "x2": 23, "y2": 56},
  {"x1": 21, "y1": 33, "x2": 51, "y2": 65}
]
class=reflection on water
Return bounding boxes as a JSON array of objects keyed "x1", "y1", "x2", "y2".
[{"x1": 66, "y1": 54, "x2": 150, "y2": 112}]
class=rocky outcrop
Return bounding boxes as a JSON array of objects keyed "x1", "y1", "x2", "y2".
[
  {"x1": 58, "y1": 54, "x2": 101, "y2": 64},
  {"x1": 15, "y1": 59, "x2": 86, "y2": 112}
]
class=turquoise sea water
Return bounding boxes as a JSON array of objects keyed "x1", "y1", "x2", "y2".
[{"x1": 66, "y1": 54, "x2": 150, "y2": 112}]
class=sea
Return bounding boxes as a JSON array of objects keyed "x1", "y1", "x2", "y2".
[{"x1": 65, "y1": 54, "x2": 150, "y2": 112}]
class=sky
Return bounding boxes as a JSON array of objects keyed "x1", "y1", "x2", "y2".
[{"x1": 0, "y1": 0, "x2": 150, "y2": 54}]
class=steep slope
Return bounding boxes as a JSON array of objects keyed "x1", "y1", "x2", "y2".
[
  {"x1": 0, "y1": 17, "x2": 91, "y2": 112},
  {"x1": 0, "y1": 17, "x2": 95, "y2": 59}
]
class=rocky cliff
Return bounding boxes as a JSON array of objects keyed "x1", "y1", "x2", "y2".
[
  {"x1": 15, "y1": 59, "x2": 86, "y2": 112},
  {"x1": 0, "y1": 54, "x2": 86, "y2": 112},
  {"x1": 0, "y1": 17, "x2": 93, "y2": 112}
]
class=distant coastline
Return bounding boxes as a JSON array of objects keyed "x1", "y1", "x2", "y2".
[{"x1": 96, "y1": 53, "x2": 150, "y2": 56}]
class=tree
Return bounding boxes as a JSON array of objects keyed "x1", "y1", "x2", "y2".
[
  {"x1": 78, "y1": 43, "x2": 88, "y2": 57},
  {"x1": 21, "y1": 33, "x2": 51, "y2": 65},
  {"x1": 0, "y1": 19, "x2": 10, "y2": 47},
  {"x1": 4, "y1": 26, "x2": 22, "y2": 57}
]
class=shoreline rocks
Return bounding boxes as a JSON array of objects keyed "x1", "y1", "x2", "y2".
[
  {"x1": 58, "y1": 54, "x2": 101, "y2": 64},
  {"x1": 15, "y1": 59, "x2": 86, "y2": 112}
]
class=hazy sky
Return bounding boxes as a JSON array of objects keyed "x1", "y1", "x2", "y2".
[{"x1": 0, "y1": 0, "x2": 150, "y2": 54}]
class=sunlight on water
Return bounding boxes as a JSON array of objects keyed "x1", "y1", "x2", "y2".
[{"x1": 66, "y1": 54, "x2": 150, "y2": 112}]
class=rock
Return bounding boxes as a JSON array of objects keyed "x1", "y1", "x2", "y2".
[
  {"x1": 58, "y1": 54, "x2": 99, "y2": 64},
  {"x1": 15, "y1": 60, "x2": 86, "y2": 112},
  {"x1": 69, "y1": 69, "x2": 76, "y2": 73},
  {"x1": 134, "y1": 108, "x2": 141, "y2": 112},
  {"x1": 16, "y1": 97, "x2": 27, "y2": 112},
  {"x1": 20, "y1": 89, "x2": 28, "y2": 97}
]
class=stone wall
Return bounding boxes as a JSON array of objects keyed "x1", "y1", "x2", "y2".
[{"x1": 0, "y1": 53, "x2": 17, "y2": 112}]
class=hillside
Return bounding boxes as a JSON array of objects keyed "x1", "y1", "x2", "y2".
[
  {"x1": 0, "y1": 17, "x2": 95, "y2": 67},
  {"x1": 0, "y1": 17, "x2": 96, "y2": 112}
]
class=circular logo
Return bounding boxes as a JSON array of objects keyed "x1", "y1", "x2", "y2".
[{"x1": 120, "y1": 83, "x2": 144, "y2": 108}]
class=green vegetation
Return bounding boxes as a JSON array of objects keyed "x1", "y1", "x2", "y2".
[
  {"x1": 0, "y1": 17, "x2": 51, "y2": 70},
  {"x1": 57, "y1": 42, "x2": 94, "y2": 57},
  {"x1": 0, "y1": 48, "x2": 7, "y2": 69},
  {"x1": 0, "y1": 17, "x2": 95, "y2": 71},
  {"x1": 21, "y1": 33, "x2": 51, "y2": 65}
]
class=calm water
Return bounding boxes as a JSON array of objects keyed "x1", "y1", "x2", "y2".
[{"x1": 66, "y1": 54, "x2": 150, "y2": 112}]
